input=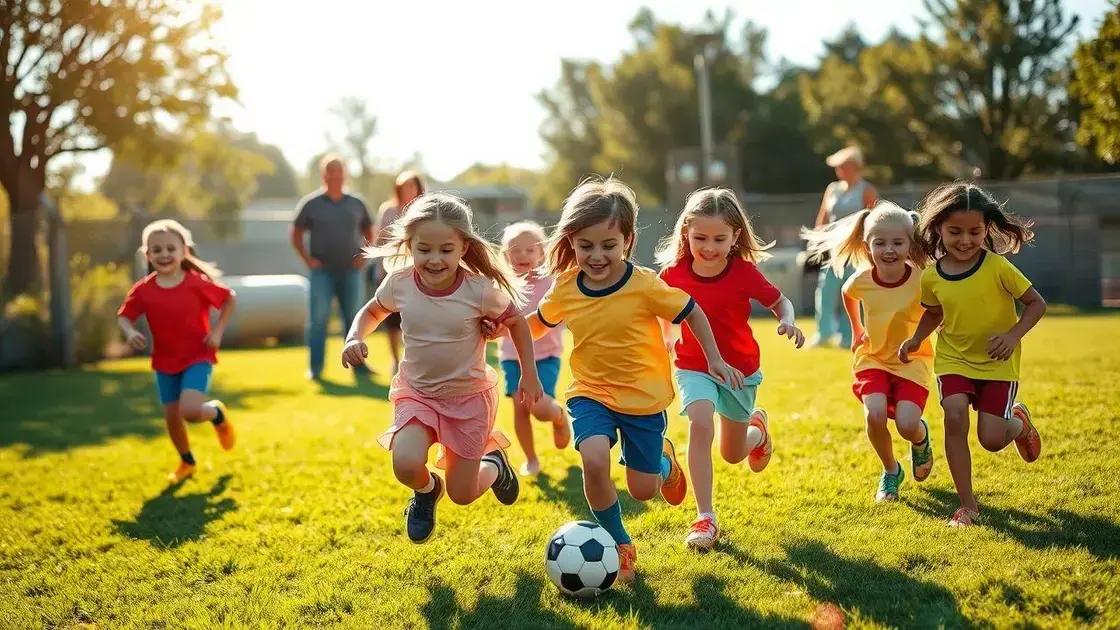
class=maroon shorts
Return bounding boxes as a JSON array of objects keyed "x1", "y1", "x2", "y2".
[
  {"x1": 852, "y1": 369, "x2": 929, "y2": 419},
  {"x1": 936, "y1": 374, "x2": 1017, "y2": 418}
]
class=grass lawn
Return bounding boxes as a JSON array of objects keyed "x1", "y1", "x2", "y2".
[{"x1": 2, "y1": 313, "x2": 1119, "y2": 628}]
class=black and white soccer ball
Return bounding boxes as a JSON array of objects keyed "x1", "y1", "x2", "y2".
[{"x1": 544, "y1": 521, "x2": 619, "y2": 598}]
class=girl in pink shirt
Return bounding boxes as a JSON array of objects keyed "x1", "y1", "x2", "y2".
[
  {"x1": 342, "y1": 193, "x2": 542, "y2": 544},
  {"x1": 498, "y1": 221, "x2": 570, "y2": 477}
]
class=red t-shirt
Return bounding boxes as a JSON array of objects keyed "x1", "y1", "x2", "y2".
[
  {"x1": 660, "y1": 256, "x2": 781, "y2": 376},
  {"x1": 118, "y1": 271, "x2": 233, "y2": 374}
]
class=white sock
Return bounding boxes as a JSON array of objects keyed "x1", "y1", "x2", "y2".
[
  {"x1": 699, "y1": 511, "x2": 717, "y2": 525},
  {"x1": 417, "y1": 472, "x2": 435, "y2": 494}
]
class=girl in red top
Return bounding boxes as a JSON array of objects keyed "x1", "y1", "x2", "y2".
[
  {"x1": 117, "y1": 220, "x2": 238, "y2": 483},
  {"x1": 657, "y1": 188, "x2": 805, "y2": 550}
]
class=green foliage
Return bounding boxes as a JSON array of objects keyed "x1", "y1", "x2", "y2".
[
  {"x1": 68, "y1": 255, "x2": 133, "y2": 364},
  {"x1": 1070, "y1": 6, "x2": 1120, "y2": 164},
  {"x1": 452, "y1": 163, "x2": 543, "y2": 199},
  {"x1": 232, "y1": 133, "x2": 300, "y2": 199},
  {"x1": 59, "y1": 193, "x2": 120, "y2": 222},
  {"x1": 0, "y1": 292, "x2": 49, "y2": 368}
]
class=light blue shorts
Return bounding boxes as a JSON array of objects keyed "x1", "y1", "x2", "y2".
[{"x1": 675, "y1": 368, "x2": 763, "y2": 422}]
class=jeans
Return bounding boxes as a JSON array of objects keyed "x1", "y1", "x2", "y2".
[
  {"x1": 307, "y1": 268, "x2": 364, "y2": 376},
  {"x1": 815, "y1": 265, "x2": 854, "y2": 346}
]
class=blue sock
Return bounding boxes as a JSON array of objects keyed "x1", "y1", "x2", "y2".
[
  {"x1": 659, "y1": 454, "x2": 671, "y2": 481},
  {"x1": 180, "y1": 451, "x2": 196, "y2": 465},
  {"x1": 591, "y1": 501, "x2": 631, "y2": 545},
  {"x1": 209, "y1": 402, "x2": 225, "y2": 426}
]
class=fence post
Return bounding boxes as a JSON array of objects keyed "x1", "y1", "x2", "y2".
[{"x1": 43, "y1": 193, "x2": 75, "y2": 367}]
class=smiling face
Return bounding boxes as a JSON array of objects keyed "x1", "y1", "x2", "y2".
[
  {"x1": 866, "y1": 222, "x2": 911, "y2": 274},
  {"x1": 410, "y1": 219, "x2": 466, "y2": 289},
  {"x1": 145, "y1": 231, "x2": 186, "y2": 276},
  {"x1": 937, "y1": 210, "x2": 988, "y2": 264},
  {"x1": 504, "y1": 232, "x2": 544, "y2": 276},
  {"x1": 571, "y1": 219, "x2": 630, "y2": 285},
  {"x1": 687, "y1": 215, "x2": 739, "y2": 269}
]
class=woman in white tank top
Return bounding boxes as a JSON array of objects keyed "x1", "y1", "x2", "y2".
[{"x1": 810, "y1": 146, "x2": 879, "y2": 347}]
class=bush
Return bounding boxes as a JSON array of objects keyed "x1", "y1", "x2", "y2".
[
  {"x1": 69, "y1": 254, "x2": 133, "y2": 364},
  {"x1": 0, "y1": 293, "x2": 48, "y2": 369}
]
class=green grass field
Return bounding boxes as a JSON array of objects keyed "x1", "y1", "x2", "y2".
[{"x1": 2, "y1": 314, "x2": 1119, "y2": 628}]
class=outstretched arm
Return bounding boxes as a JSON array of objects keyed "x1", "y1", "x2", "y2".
[
  {"x1": 342, "y1": 299, "x2": 391, "y2": 368},
  {"x1": 768, "y1": 295, "x2": 805, "y2": 348},
  {"x1": 899, "y1": 306, "x2": 943, "y2": 363}
]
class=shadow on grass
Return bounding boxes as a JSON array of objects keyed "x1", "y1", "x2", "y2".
[
  {"x1": 421, "y1": 571, "x2": 808, "y2": 629},
  {"x1": 912, "y1": 487, "x2": 1120, "y2": 560},
  {"x1": 534, "y1": 465, "x2": 649, "y2": 520},
  {"x1": 0, "y1": 367, "x2": 278, "y2": 458},
  {"x1": 112, "y1": 474, "x2": 237, "y2": 548},
  {"x1": 314, "y1": 371, "x2": 390, "y2": 399},
  {"x1": 721, "y1": 537, "x2": 964, "y2": 628}
]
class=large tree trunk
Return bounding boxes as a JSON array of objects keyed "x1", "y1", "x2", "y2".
[{"x1": 3, "y1": 166, "x2": 46, "y2": 297}]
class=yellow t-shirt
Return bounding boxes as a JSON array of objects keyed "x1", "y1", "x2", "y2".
[
  {"x1": 920, "y1": 251, "x2": 1033, "y2": 381},
  {"x1": 538, "y1": 262, "x2": 694, "y2": 415},
  {"x1": 843, "y1": 264, "x2": 932, "y2": 387}
]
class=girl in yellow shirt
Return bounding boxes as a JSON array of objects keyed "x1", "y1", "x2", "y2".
[
  {"x1": 899, "y1": 183, "x2": 1046, "y2": 528},
  {"x1": 804, "y1": 202, "x2": 935, "y2": 503}
]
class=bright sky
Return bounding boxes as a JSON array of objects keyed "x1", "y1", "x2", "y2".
[{"x1": 74, "y1": 0, "x2": 1114, "y2": 186}]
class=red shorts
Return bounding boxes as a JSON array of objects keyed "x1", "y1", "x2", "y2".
[
  {"x1": 852, "y1": 369, "x2": 929, "y2": 419},
  {"x1": 936, "y1": 374, "x2": 1017, "y2": 418}
]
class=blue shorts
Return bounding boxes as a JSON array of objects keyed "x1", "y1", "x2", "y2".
[
  {"x1": 155, "y1": 361, "x2": 213, "y2": 405},
  {"x1": 676, "y1": 368, "x2": 763, "y2": 422},
  {"x1": 501, "y1": 356, "x2": 561, "y2": 398},
  {"x1": 568, "y1": 397, "x2": 666, "y2": 475}
]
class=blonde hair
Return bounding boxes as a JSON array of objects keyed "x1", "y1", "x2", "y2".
[
  {"x1": 545, "y1": 177, "x2": 638, "y2": 276},
  {"x1": 140, "y1": 219, "x2": 221, "y2": 279},
  {"x1": 655, "y1": 188, "x2": 773, "y2": 268},
  {"x1": 501, "y1": 221, "x2": 548, "y2": 250},
  {"x1": 801, "y1": 201, "x2": 928, "y2": 275},
  {"x1": 365, "y1": 193, "x2": 523, "y2": 305}
]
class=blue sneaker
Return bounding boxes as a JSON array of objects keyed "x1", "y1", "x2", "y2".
[{"x1": 875, "y1": 465, "x2": 905, "y2": 502}]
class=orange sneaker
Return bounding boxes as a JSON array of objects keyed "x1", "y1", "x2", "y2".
[
  {"x1": 616, "y1": 543, "x2": 637, "y2": 584},
  {"x1": 747, "y1": 409, "x2": 773, "y2": 473},
  {"x1": 167, "y1": 462, "x2": 196, "y2": 484},
  {"x1": 659, "y1": 438, "x2": 688, "y2": 506},
  {"x1": 210, "y1": 400, "x2": 235, "y2": 450},
  {"x1": 552, "y1": 410, "x2": 572, "y2": 449},
  {"x1": 948, "y1": 506, "x2": 980, "y2": 528},
  {"x1": 1012, "y1": 402, "x2": 1040, "y2": 463},
  {"x1": 685, "y1": 515, "x2": 720, "y2": 551}
]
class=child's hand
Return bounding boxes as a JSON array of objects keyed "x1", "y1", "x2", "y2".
[
  {"x1": 204, "y1": 329, "x2": 224, "y2": 349},
  {"x1": 987, "y1": 332, "x2": 1020, "y2": 361},
  {"x1": 517, "y1": 374, "x2": 543, "y2": 407},
  {"x1": 898, "y1": 338, "x2": 920, "y2": 363},
  {"x1": 777, "y1": 322, "x2": 805, "y2": 348},
  {"x1": 126, "y1": 330, "x2": 147, "y2": 351},
  {"x1": 480, "y1": 317, "x2": 506, "y2": 341},
  {"x1": 850, "y1": 331, "x2": 867, "y2": 353},
  {"x1": 709, "y1": 359, "x2": 744, "y2": 390},
  {"x1": 341, "y1": 338, "x2": 368, "y2": 369}
]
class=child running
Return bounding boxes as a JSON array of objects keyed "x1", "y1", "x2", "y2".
[
  {"x1": 498, "y1": 221, "x2": 570, "y2": 477},
  {"x1": 803, "y1": 201, "x2": 935, "y2": 503},
  {"x1": 899, "y1": 183, "x2": 1046, "y2": 527},
  {"x1": 117, "y1": 219, "x2": 237, "y2": 483},
  {"x1": 657, "y1": 188, "x2": 804, "y2": 551},
  {"x1": 341, "y1": 193, "x2": 542, "y2": 544},
  {"x1": 521, "y1": 178, "x2": 741, "y2": 582}
]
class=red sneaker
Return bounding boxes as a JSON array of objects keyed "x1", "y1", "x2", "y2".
[
  {"x1": 685, "y1": 515, "x2": 720, "y2": 551},
  {"x1": 747, "y1": 409, "x2": 773, "y2": 473},
  {"x1": 659, "y1": 438, "x2": 688, "y2": 506},
  {"x1": 616, "y1": 543, "x2": 637, "y2": 584},
  {"x1": 1012, "y1": 403, "x2": 1041, "y2": 463}
]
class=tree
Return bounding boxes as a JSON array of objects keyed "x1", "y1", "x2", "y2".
[
  {"x1": 536, "y1": 60, "x2": 604, "y2": 210},
  {"x1": 328, "y1": 96, "x2": 378, "y2": 200},
  {"x1": 1070, "y1": 5, "x2": 1120, "y2": 164},
  {"x1": 1, "y1": 0, "x2": 234, "y2": 295},
  {"x1": 230, "y1": 132, "x2": 299, "y2": 199}
]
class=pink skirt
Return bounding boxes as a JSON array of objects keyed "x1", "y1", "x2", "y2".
[{"x1": 379, "y1": 379, "x2": 508, "y2": 465}]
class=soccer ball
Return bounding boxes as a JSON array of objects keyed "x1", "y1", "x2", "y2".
[{"x1": 544, "y1": 521, "x2": 619, "y2": 598}]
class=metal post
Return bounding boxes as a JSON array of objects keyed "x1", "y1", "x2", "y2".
[
  {"x1": 694, "y1": 48, "x2": 714, "y2": 187},
  {"x1": 43, "y1": 192, "x2": 75, "y2": 367}
]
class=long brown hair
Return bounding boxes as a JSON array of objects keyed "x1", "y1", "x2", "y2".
[
  {"x1": 802, "y1": 201, "x2": 927, "y2": 274},
  {"x1": 365, "y1": 193, "x2": 523, "y2": 305},
  {"x1": 655, "y1": 188, "x2": 773, "y2": 268},
  {"x1": 916, "y1": 182, "x2": 1035, "y2": 258},
  {"x1": 545, "y1": 177, "x2": 638, "y2": 276},
  {"x1": 140, "y1": 219, "x2": 221, "y2": 279}
]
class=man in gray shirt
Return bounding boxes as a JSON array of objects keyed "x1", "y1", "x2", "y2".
[{"x1": 290, "y1": 154, "x2": 374, "y2": 379}]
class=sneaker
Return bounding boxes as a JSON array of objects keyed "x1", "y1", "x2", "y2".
[
  {"x1": 807, "y1": 334, "x2": 833, "y2": 348},
  {"x1": 875, "y1": 465, "x2": 905, "y2": 502},
  {"x1": 911, "y1": 419, "x2": 933, "y2": 482},
  {"x1": 685, "y1": 515, "x2": 720, "y2": 551},
  {"x1": 747, "y1": 409, "x2": 773, "y2": 473},
  {"x1": 1012, "y1": 403, "x2": 1041, "y2": 463},
  {"x1": 616, "y1": 543, "x2": 637, "y2": 584},
  {"x1": 404, "y1": 475, "x2": 443, "y2": 543},
  {"x1": 209, "y1": 400, "x2": 235, "y2": 450},
  {"x1": 552, "y1": 410, "x2": 572, "y2": 449},
  {"x1": 483, "y1": 448, "x2": 520, "y2": 505},
  {"x1": 659, "y1": 438, "x2": 688, "y2": 506},
  {"x1": 948, "y1": 506, "x2": 980, "y2": 528},
  {"x1": 519, "y1": 459, "x2": 541, "y2": 477},
  {"x1": 167, "y1": 462, "x2": 196, "y2": 484}
]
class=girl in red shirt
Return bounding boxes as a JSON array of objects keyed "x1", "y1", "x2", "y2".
[
  {"x1": 117, "y1": 220, "x2": 238, "y2": 483},
  {"x1": 657, "y1": 188, "x2": 805, "y2": 550}
]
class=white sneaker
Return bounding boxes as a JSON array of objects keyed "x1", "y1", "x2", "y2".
[{"x1": 685, "y1": 515, "x2": 720, "y2": 551}]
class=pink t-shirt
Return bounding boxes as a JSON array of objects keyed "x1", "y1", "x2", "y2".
[
  {"x1": 375, "y1": 267, "x2": 515, "y2": 398},
  {"x1": 499, "y1": 272, "x2": 564, "y2": 362}
]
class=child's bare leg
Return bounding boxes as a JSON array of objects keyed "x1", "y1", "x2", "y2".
[
  {"x1": 862, "y1": 393, "x2": 897, "y2": 472},
  {"x1": 163, "y1": 402, "x2": 191, "y2": 454},
  {"x1": 178, "y1": 389, "x2": 216, "y2": 423},
  {"x1": 976, "y1": 411, "x2": 1023, "y2": 453},
  {"x1": 578, "y1": 436, "x2": 618, "y2": 510},
  {"x1": 942, "y1": 394, "x2": 978, "y2": 511},
  {"x1": 444, "y1": 449, "x2": 499, "y2": 505},
  {"x1": 625, "y1": 468, "x2": 661, "y2": 502},
  {"x1": 894, "y1": 401, "x2": 927, "y2": 444},
  {"x1": 720, "y1": 416, "x2": 762, "y2": 465},
  {"x1": 530, "y1": 394, "x2": 563, "y2": 424},
  {"x1": 512, "y1": 400, "x2": 539, "y2": 475},
  {"x1": 686, "y1": 401, "x2": 716, "y2": 515},
  {"x1": 392, "y1": 422, "x2": 436, "y2": 490}
]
